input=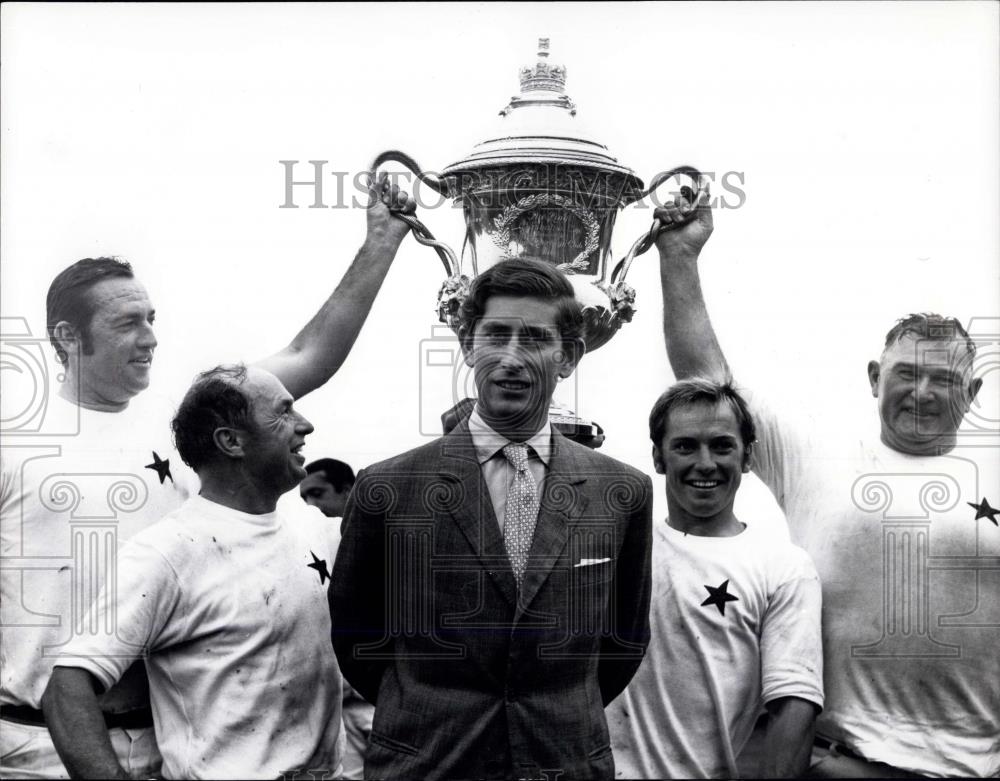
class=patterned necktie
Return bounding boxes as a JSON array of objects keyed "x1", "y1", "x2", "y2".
[{"x1": 502, "y1": 443, "x2": 539, "y2": 589}]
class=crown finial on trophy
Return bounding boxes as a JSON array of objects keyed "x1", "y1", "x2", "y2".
[{"x1": 519, "y1": 36, "x2": 567, "y2": 94}]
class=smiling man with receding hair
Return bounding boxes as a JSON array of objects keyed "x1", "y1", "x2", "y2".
[{"x1": 43, "y1": 365, "x2": 343, "y2": 779}]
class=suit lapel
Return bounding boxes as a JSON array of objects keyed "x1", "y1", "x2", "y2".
[
  {"x1": 516, "y1": 429, "x2": 589, "y2": 617},
  {"x1": 441, "y1": 422, "x2": 518, "y2": 609}
]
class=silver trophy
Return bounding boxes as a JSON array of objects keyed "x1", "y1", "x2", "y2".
[{"x1": 376, "y1": 39, "x2": 702, "y2": 445}]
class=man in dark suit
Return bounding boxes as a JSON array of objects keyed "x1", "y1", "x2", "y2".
[{"x1": 330, "y1": 258, "x2": 653, "y2": 780}]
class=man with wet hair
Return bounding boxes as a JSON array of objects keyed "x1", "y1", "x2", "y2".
[
  {"x1": 655, "y1": 186, "x2": 997, "y2": 778},
  {"x1": 42, "y1": 365, "x2": 343, "y2": 779},
  {"x1": 607, "y1": 378, "x2": 823, "y2": 779},
  {"x1": 331, "y1": 258, "x2": 653, "y2": 780}
]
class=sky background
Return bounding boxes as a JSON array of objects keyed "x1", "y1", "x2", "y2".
[{"x1": 3, "y1": 2, "x2": 998, "y2": 523}]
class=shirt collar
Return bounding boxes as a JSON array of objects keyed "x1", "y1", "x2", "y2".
[{"x1": 467, "y1": 406, "x2": 553, "y2": 467}]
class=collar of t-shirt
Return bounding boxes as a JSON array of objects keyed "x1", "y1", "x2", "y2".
[
  {"x1": 662, "y1": 517, "x2": 750, "y2": 548},
  {"x1": 468, "y1": 407, "x2": 551, "y2": 532},
  {"x1": 188, "y1": 493, "x2": 281, "y2": 529}
]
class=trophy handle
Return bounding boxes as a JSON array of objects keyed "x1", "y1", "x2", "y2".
[
  {"x1": 369, "y1": 150, "x2": 461, "y2": 278},
  {"x1": 609, "y1": 166, "x2": 705, "y2": 287}
]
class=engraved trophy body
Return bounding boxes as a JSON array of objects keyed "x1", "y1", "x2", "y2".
[{"x1": 376, "y1": 39, "x2": 701, "y2": 445}]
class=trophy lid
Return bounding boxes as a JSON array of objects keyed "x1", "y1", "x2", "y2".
[{"x1": 441, "y1": 38, "x2": 644, "y2": 199}]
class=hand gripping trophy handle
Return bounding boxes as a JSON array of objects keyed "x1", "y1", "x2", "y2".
[
  {"x1": 369, "y1": 151, "x2": 460, "y2": 277},
  {"x1": 610, "y1": 165, "x2": 705, "y2": 288},
  {"x1": 369, "y1": 151, "x2": 470, "y2": 327}
]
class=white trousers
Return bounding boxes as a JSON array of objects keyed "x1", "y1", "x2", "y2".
[{"x1": 0, "y1": 717, "x2": 161, "y2": 779}]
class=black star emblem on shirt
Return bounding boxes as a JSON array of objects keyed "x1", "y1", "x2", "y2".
[
  {"x1": 967, "y1": 497, "x2": 999, "y2": 527},
  {"x1": 307, "y1": 551, "x2": 330, "y2": 585},
  {"x1": 144, "y1": 451, "x2": 173, "y2": 485},
  {"x1": 701, "y1": 579, "x2": 739, "y2": 616}
]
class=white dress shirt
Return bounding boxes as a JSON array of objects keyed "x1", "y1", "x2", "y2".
[{"x1": 467, "y1": 407, "x2": 552, "y2": 533}]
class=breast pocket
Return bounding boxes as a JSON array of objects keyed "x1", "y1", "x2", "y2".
[
  {"x1": 564, "y1": 518, "x2": 620, "y2": 592},
  {"x1": 569, "y1": 557, "x2": 615, "y2": 590},
  {"x1": 368, "y1": 730, "x2": 420, "y2": 757}
]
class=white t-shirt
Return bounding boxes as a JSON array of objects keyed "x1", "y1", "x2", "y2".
[
  {"x1": 607, "y1": 519, "x2": 823, "y2": 779},
  {"x1": 0, "y1": 392, "x2": 196, "y2": 709},
  {"x1": 751, "y1": 396, "x2": 1000, "y2": 777},
  {"x1": 60, "y1": 495, "x2": 343, "y2": 780}
]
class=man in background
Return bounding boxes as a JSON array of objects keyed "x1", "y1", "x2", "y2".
[
  {"x1": 299, "y1": 456, "x2": 370, "y2": 780},
  {"x1": 300, "y1": 458, "x2": 355, "y2": 521}
]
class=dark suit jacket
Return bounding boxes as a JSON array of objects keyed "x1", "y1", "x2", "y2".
[{"x1": 330, "y1": 421, "x2": 653, "y2": 780}]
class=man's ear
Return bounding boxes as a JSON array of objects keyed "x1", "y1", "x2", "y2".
[
  {"x1": 558, "y1": 337, "x2": 586, "y2": 378},
  {"x1": 969, "y1": 376, "x2": 983, "y2": 403},
  {"x1": 651, "y1": 444, "x2": 665, "y2": 475},
  {"x1": 52, "y1": 321, "x2": 80, "y2": 364},
  {"x1": 212, "y1": 427, "x2": 246, "y2": 460},
  {"x1": 742, "y1": 442, "x2": 753, "y2": 473},
  {"x1": 867, "y1": 360, "x2": 881, "y2": 397},
  {"x1": 458, "y1": 326, "x2": 475, "y2": 368}
]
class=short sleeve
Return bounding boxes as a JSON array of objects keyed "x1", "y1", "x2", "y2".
[
  {"x1": 759, "y1": 546, "x2": 824, "y2": 710},
  {"x1": 56, "y1": 537, "x2": 181, "y2": 692}
]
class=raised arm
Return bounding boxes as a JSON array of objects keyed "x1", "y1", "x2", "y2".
[
  {"x1": 655, "y1": 185, "x2": 730, "y2": 382},
  {"x1": 255, "y1": 173, "x2": 415, "y2": 400},
  {"x1": 42, "y1": 667, "x2": 129, "y2": 780}
]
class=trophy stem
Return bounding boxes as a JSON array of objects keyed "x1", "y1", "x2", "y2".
[{"x1": 547, "y1": 403, "x2": 605, "y2": 449}]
